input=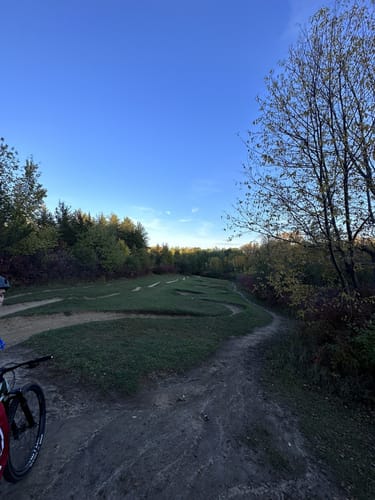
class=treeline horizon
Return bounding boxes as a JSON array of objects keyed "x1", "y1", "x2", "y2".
[
  {"x1": 0, "y1": 136, "x2": 240, "y2": 283},
  {"x1": 1, "y1": 199, "x2": 260, "y2": 285}
]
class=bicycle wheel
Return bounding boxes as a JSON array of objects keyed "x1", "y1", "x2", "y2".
[{"x1": 4, "y1": 383, "x2": 46, "y2": 483}]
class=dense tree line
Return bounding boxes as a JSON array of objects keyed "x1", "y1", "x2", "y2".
[
  {"x1": 0, "y1": 136, "x2": 250, "y2": 283},
  {"x1": 0, "y1": 138, "x2": 150, "y2": 282}
]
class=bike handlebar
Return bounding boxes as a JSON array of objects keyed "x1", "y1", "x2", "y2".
[{"x1": 0, "y1": 355, "x2": 53, "y2": 376}]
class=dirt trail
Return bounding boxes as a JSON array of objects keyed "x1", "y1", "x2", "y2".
[
  {"x1": 0, "y1": 311, "x2": 345, "y2": 499},
  {"x1": 0, "y1": 311, "x2": 164, "y2": 348},
  {"x1": 0, "y1": 299, "x2": 63, "y2": 318}
]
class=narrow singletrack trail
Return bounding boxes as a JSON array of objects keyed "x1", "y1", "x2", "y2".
[{"x1": 0, "y1": 312, "x2": 345, "y2": 499}]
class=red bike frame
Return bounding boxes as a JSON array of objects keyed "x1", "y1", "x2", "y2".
[{"x1": 0, "y1": 402, "x2": 9, "y2": 479}]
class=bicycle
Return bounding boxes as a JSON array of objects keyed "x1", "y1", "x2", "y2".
[{"x1": 0, "y1": 354, "x2": 53, "y2": 482}]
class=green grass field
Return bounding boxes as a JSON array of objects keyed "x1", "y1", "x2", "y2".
[
  {"x1": 9, "y1": 275, "x2": 271, "y2": 394},
  {"x1": 7, "y1": 275, "x2": 248, "y2": 316}
]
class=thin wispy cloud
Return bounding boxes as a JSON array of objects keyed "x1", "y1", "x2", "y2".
[
  {"x1": 131, "y1": 205, "x2": 155, "y2": 213},
  {"x1": 191, "y1": 179, "x2": 221, "y2": 195},
  {"x1": 197, "y1": 221, "x2": 214, "y2": 237},
  {"x1": 143, "y1": 217, "x2": 163, "y2": 231},
  {"x1": 191, "y1": 207, "x2": 199, "y2": 213}
]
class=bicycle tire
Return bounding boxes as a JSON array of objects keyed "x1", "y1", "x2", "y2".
[{"x1": 3, "y1": 383, "x2": 46, "y2": 483}]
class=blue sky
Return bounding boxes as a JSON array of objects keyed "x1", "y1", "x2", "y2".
[{"x1": 1, "y1": 0, "x2": 332, "y2": 248}]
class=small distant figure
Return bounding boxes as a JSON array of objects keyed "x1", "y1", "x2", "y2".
[{"x1": 0, "y1": 276, "x2": 10, "y2": 307}]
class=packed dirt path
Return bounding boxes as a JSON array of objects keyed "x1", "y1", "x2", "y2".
[
  {"x1": 0, "y1": 310, "x2": 130, "y2": 347},
  {"x1": 0, "y1": 311, "x2": 346, "y2": 499}
]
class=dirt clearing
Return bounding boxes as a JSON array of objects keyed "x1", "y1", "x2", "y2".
[{"x1": 0, "y1": 310, "x2": 346, "y2": 499}]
